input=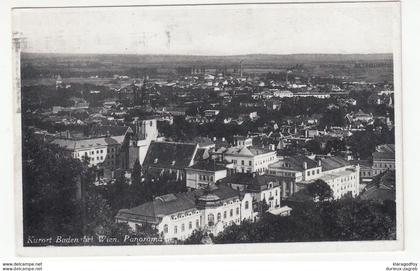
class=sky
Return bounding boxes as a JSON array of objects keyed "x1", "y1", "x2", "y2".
[{"x1": 12, "y1": 2, "x2": 399, "y2": 55}]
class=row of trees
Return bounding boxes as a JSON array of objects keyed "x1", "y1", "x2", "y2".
[{"x1": 212, "y1": 198, "x2": 396, "y2": 244}]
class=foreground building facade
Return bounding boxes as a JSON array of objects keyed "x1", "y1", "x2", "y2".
[{"x1": 115, "y1": 184, "x2": 253, "y2": 241}]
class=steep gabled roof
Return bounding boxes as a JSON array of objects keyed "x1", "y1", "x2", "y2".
[{"x1": 143, "y1": 141, "x2": 198, "y2": 170}]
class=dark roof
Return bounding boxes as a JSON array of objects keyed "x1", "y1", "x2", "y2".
[
  {"x1": 376, "y1": 144, "x2": 395, "y2": 153},
  {"x1": 90, "y1": 125, "x2": 132, "y2": 137},
  {"x1": 52, "y1": 136, "x2": 124, "y2": 150},
  {"x1": 188, "y1": 160, "x2": 227, "y2": 172},
  {"x1": 361, "y1": 170, "x2": 395, "y2": 202},
  {"x1": 373, "y1": 152, "x2": 395, "y2": 161},
  {"x1": 270, "y1": 155, "x2": 319, "y2": 171},
  {"x1": 193, "y1": 148, "x2": 209, "y2": 163},
  {"x1": 115, "y1": 192, "x2": 197, "y2": 224},
  {"x1": 188, "y1": 137, "x2": 215, "y2": 148},
  {"x1": 143, "y1": 141, "x2": 198, "y2": 170},
  {"x1": 115, "y1": 185, "x2": 239, "y2": 224},
  {"x1": 320, "y1": 156, "x2": 349, "y2": 171},
  {"x1": 220, "y1": 173, "x2": 280, "y2": 192}
]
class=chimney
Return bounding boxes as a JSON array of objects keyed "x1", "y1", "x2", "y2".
[
  {"x1": 318, "y1": 160, "x2": 322, "y2": 167},
  {"x1": 303, "y1": 162, "x2": 307, "y2": 170},
  {"x1": 222, "y1": 137, "x2": 225, "y2": 142}
]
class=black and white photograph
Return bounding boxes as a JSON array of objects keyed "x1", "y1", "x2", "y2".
[{"x1": 11, "y1": 0, "x2": 403, "y2": 255}]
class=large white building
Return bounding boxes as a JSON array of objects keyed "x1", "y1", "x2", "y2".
[
  {"x1": 267, "y1": 155, "x2": 323, "y2": 198},
  {"x1": 52, "y1": 135, "x2": 125, "y2": 168},
  {"x1": 267, "y1": 155, "x2": 360, "y2": 200},
  {"x1": 223, "y1": 146, "x2": 277, "y2": 174},
  {"x1": 115, "y1": 184, "x2": 254, "y2": 241},
  {"x1": 221, "y1": 173, "x2": 283, "y2": 216}
]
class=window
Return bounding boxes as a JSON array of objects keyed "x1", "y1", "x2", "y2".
[
  {"x1": 208, "y1": 214, "x2": 214, "y2": 226},
  {"x1": 100, "y1": 150, "x2": 103, "y2": 153},
  {"x1": 196, "y1": 219, "x2": 199, "y2": 228},
  {"x1": 236, "y1": 207, "x2": 239, "y2": 215},
  {"x1": 230, "y1": 209, "x2": 233, "y2": 217},
  {"x1": 312, "y1": 170, "x2": 315, "y2": 175},
  {"x1": 163, "y1": 224, "x2": 168, "y2": 233},
  {"x1": 249, "y1": 161, "x2": 252, "y2": 166},
  {"x1": 275, "y1": 189, "x2": 278, "y2": 196},
  {"x1": 174, "y1": 226, "x2": 178, "y2": 234},
  {"x1": 189, "y1": 221, "x2": 192, "y2": 229},
  {"x1": 317, "y1": 169, "x2": 320, "y2": 174},
  {"x1": 217, "y1": 213, "x2": 221, "y2": 221},
  {"x1": 245, "y1": 201, "x2": 249, "y2": 209},
  {"x1": 241, "y1": 160, "x2": 244, "y2": 166},
  {"x1": 181, "y1": 223, "x2": 185, "y2": 232},
  {"x1": 307, "y1": 171, "x2": 310, "y2": 176},
  {"x1": 150, "y1": 121, "x2": 153, "y2": 126},
  {"x1": 223, "y1": 211, "x2": 227, "y2": 218},
  {"x1": 96, "y1": 150, "x2": 99, "y2": 154}
]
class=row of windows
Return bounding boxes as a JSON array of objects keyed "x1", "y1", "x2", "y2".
[
  {"x1": 374, "y1": 163, "x2": 394, "y2": 169},
  {"x1": 307, "y1": 169, "x2": 320, "y2": 177},
  {"x1": 164, "y1": 219, "x2": 200, "y2": 234},
  {"x1": 208, "y1": 208, "x2": 240, "y2": 226},
  {"x1": 198, "y1": 175, "x2": 214, "y2": 182}
]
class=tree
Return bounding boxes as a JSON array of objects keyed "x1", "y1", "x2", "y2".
[
  {"x1": 213, "y1": 198, "x2": 396, "y2": 244},
  {"x1": 306, "y1": 180, "x2": 334, "y2": 202},
  {"x1": 22, "y1": 129, "x2": 86, "y2": 242},
  {"x1": 183, "y1": 229, "x2": 206, "y2": 244}
]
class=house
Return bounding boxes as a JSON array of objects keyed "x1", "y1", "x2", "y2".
[
  {"x1": 360, "y1": 170, "x2": 395, "y2": 202},
  {"x1": 185, "y1": 160, "x2": 228, "y2": 189},
  {"x1": 51, "y1": 135, "x2": 125, "y2": 169},
  {"x1": 142, "y1": 142, "x2": 199, "y2": 181},
  {"x1": 115, "y1": 184, "x2": 254, "y2": 241},
  {"x1": 223, "y1": 146, "x2": 278, "y2": 174},
  {"x1": 267, "y1": 155, "x2": 322, "y2": 198},
  {"x1": 372, "y1": 144, "x2": 395, "y2": 176},
  {"x1": 267, "y1": 155, "x2": 360, "y2": 200},
  {"x1": 316, "y1": 156, "x2": 360, "y2": 199},
  {"x1": 220, "y1": 173, "x2": 282, "y2": 213}
]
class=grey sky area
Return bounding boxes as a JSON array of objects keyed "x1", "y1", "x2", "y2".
[{"x1": 13, "y1": 2, "x2": 398, "y2": 55}]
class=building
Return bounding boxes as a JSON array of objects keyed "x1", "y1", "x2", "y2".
[
  {"x1": 115, "y1": 184, "x2": 254, "y2": 241},
  {"x1": 267, "y1": 155, "x2": 322, "y2": 198},
  {"x1": 220, "y1": 173, "x2": 282, "y2": 213},
  {"x1": 233, "y1": 135, "x2": 253, "y2": 147},
  {"x1": 316, "y1": 156, "x2": 360, "y2": 199},
  {"x1": 186, "y1": 160, "x2": 228, "y2": 189},
  {"x1": 142, "y1": 141, "x2": 199, "y2": 181},
  {"x1": 51, "y1": 135, "x2": 125, "y2": 168},
  {"x1": 267, "y1": 155, "x2": 360, "y2": 200},
  {"x1": 223, "y1": 146, "x2": 277, "y2": 174},
  {"x1": 372, "y1": 144, "x2": 395, "y2": 176},
  {"x1": 134, "y1": 117, "x2": 159, "y2": 165}
]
